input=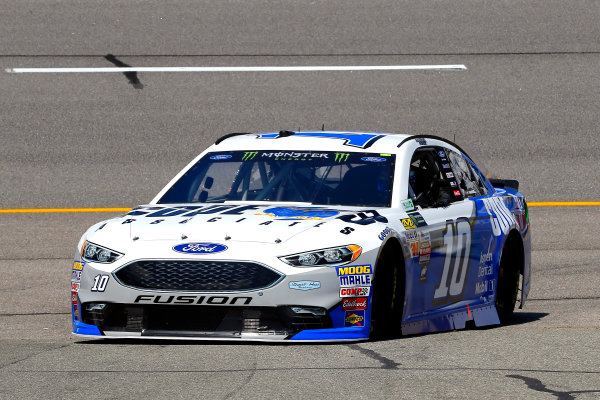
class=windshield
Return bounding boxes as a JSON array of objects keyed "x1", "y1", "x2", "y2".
[{"x1": 158, "y1": 150, "x2": 395, "y2": 207}]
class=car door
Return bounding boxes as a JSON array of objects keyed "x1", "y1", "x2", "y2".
[{"x1": 402, "y1": 146, "x2": 495, "y2": 321}]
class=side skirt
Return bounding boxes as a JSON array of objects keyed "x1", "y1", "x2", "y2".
[{"x1": 401, "y1": 304, "x2": 500, "y2": 335}]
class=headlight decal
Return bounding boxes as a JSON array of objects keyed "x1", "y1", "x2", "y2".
[
  {"x1": 81, "y1": 241, "x2": 123, "y2": 263},
  {"x1": 279, "y1": 245, "x2": 362, "y2": 267}
]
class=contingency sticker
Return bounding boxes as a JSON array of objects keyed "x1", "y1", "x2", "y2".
[
  {"x1": 401, "y1": 198, "x2": 415, "y2": 212},
  {"x1": 336, "y1": 265, "x2": 373, "y2": 287},
  {"x1": 342, "y1": 297, "x2": 368, "y2": 310},
  {"x1": 344, "y1": 310, "x2": 365, "y2": 327},
  {"x1": 401, "y1": 218, "x2": 416, "y2": 230},
  {"x1": 71, "y1": 261, "x2": 85, "y2": 283}
]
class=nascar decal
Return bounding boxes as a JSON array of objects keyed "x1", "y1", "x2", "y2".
[
  {"x1": 345, "y1": 310, "x2": 365, "y2": 327},
  {"x1": 336, "y1": 265, "x2": 373, "y2": 287},
  {"x1": 481, "y1": 197, "x2": 517, "y2": 236},
  {"x1": 255, "y1": 207, "x2": 339, "y2": 220},
  {"x1": 339, "y1": 287, "x2": 370, "y2": 297},
  {"x1": 257, "y1": 132, "x2": 384, "y2": 148}
]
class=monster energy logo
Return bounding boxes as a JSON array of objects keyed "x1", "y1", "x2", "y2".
[
  {"x1": 334, "y1": 153, "x2": 350, "y2": 163},
  {"x1": 242, "y1": 151, "x2": 258, "y2": 161}
]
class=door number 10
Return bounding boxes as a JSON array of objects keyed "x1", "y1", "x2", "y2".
[{"x1": 433, "y1": 218, "x2": 472, "y2": 302}]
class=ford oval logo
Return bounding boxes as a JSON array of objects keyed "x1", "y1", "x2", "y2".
[
  {"x1": 361, "y1": 157, "x2": 387, "y2": 162},
  {"x1": 172, "y1": 242, "x2": 228, "y2": 254},
  {"x1": 209, "y1": 154, "x2": 232, "y2": 160}
]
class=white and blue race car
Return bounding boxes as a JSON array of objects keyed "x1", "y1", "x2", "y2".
[{"x1": 71, "y1": 131, "x2": 531, "y2": 341}]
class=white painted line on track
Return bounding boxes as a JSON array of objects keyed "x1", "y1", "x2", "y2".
[{"x1": 6, "y1": 65, "x2": 467, "y2": 73}]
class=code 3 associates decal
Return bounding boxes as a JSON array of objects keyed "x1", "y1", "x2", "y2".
[{"x1": 288, "y1": 281, "x2": 321, "y2": 290}]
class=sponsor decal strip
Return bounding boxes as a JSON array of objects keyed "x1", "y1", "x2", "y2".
[{"x1": 2, "y1": 202, "x2": 599, "y2": 214}]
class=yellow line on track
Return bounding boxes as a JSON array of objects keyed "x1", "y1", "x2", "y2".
[
  {"x1": 0, "y1": 202, "x2": 599, "y2": 214},
  {"x1": 0, "y1": 208, "x2": 131, "y2": 214},
  {"x1": 527, "y1": 202, "x2": 600, "y2": 207}
]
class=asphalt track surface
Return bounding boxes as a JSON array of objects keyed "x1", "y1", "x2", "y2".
[{"x1": 1, "y1": 1, "x2": 599, "y2": 399}]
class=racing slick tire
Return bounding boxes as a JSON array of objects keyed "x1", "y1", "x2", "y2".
[
  {"x1": 496, "y1": 232, "x2": 523, "y2": 323},
  {"x1": 370, "y1": 241, "x2": 405, "y2": 339}
]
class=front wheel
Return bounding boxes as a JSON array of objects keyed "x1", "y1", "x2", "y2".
[{"x1": 370, "y1": 244, "x2": 405, "y2": 339}]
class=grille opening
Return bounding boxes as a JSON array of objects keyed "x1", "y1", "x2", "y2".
[
  {"x1": 114, "y1": 260, "x2": 283, "y2": 292},
  {"x1": 82, "y1": 303, "x2": 332, "y2": 337}
]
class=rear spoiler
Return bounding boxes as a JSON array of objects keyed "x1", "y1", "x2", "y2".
[{"x1": 488, "y1": 178, "x2": 519, "y2": 191}]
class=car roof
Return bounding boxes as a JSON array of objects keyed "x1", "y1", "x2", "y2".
[{"x1": 211, "y1": 131, "x2": 413, "y2": 153}]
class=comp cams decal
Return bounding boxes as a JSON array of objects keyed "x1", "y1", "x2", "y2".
[{"x1": 339, "y1": 287, "x2": 371, "y2": 297}]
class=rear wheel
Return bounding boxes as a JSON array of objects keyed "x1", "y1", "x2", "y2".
[
  {"x1": 370, "y1": 244, "x2": 405, "y2": 339},
  {"x1": 496, "y1": 235, "x2": 522, "y2": 323}
]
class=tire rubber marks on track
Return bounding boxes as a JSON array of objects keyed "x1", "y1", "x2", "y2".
[
  {"x1": 104, "y1": 54, "x2": 144, "y2": 89},
  {"x1": 347, "y1": 344, "x2": 400, "y2": 370},
  {"x1": 507, "y1": 375, "x2": 600, "y2": 400}
]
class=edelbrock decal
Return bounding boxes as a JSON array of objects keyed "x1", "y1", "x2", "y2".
[
  {"x1": 172, "y1": 242, "x2": 228, "y2": 254},
  {"x1": 289, "y1": 281, "x2": 321, "y2": 291}
]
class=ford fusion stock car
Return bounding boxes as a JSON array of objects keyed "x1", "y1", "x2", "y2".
[{"x1": 72, "y1": 131, "x2": 531, "y2": 341}]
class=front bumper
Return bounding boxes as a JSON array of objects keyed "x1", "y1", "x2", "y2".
[
  {"x1": 73, "y1": 301, "x2": 370, "y2": 341},
  {"x1": 72, "y1": 254, "x2": 375, "y2": 341}
]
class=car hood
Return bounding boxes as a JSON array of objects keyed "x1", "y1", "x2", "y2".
[{"x1": 87, "y1": 204, "x2": 384, "y2": 247}]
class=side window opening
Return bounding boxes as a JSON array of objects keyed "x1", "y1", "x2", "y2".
[
  {"x1": 408, "y1": 147, "x2": 461, "y2": 208},
  {"x1": 447, "y1": 150, "x2": 488, "y2": 198}
]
